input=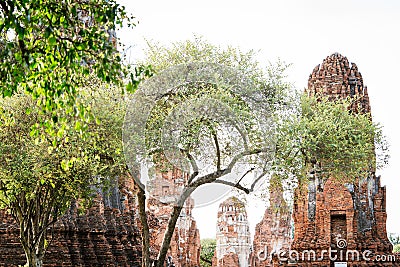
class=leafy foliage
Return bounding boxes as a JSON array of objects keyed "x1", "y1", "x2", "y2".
[
  {"x1": 139, "y1": 37, "x2": 291, "y2": 177},
  {"x1": 0, "y1": 0, "x2": 139, "y2": 137},
  {"x1": 200, "y1": 238, "x2": 216, "y2": 267},
  {"x1": 143, "y1": 36, "x2": 290, "y2": 106},
  {"x1": 0, "y1": 80, "x2": 127, "y2": 266},
  {"x1": 274, "y1": 94, "x2": 388, "y2": 186},
  {"x1": 132, "y1": 37, "x2": 389, "y2": 267}
]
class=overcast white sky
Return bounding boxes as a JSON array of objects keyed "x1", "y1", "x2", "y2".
[{"x1": 117, "y1": 0, "x2": 400, "y2": 239}]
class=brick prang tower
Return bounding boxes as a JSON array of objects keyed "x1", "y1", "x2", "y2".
[
  {"x1": 285, "y1": 53, "x2": 398, "y2": 267},
  {"x1": 213, "y1": 197, "x2": 252, "y2": 267}
]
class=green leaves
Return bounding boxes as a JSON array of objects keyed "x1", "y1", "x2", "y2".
[
  {"x1": 0, "y1": 87, "x2": 119, "y2": 264},
  {"x1": 200, "y1": 239, "x2": 216, "y2": 267},
  {"x1": 48, "y1": 36, "x2": 56, "y2": 46},
  {"x1": 274, "y1": 94, "x2": 388, "y2": 183},
  {"x1": 132, "y1": 38, "x2": 288, "y2": 188},
  {"x1": 0, "y1": 79, "x2": 127, "y2": 223},
  {"x1": 0, "y1": 0, "x2": 135, "y2": 140},
  {"x1": 126, "y1": 64, "x2": 154, "y2": 93}
]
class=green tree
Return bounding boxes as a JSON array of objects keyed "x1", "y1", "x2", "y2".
[
  {"x1": 394, "y1": 244, "x2": 400, "y2": 253},
  {"x1": 126, "y1": 37, "x2": 287, "y2": 267},
  {"x1": 0, "y1": 80, "x2": 126, "y2": 267},
  {"x1": 274, "y1": 93, "x2": 387, "y2": 186},
  {"x1": 200, "y1": 238, "x2": 216, "y2": 267},
  {"x1": 0, "y1": 0, "x2": 144, "y2": 136},
  {"x1": 125, "y1": 37, "x2": 387, "y2": 267},
  {"x1": 0, "y1": 1, "x2": 149, "y2": 263}
]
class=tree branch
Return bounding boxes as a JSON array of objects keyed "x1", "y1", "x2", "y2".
[
  {"x1": 0, "y1": 0, "x2": 12, "y2": 15},
  {"x1": 214, "y1": 167, "x2": 266, "y2": 195},
  {"x1": 154, "y1": 148, "x2": 269, "y2": 266},
  {"x1": 227, "y1": 148, "x2": 269, "y2": 172},
  {"x1": 238, "y1": 167, "x2": 255, "y2": 184},
  {"x1": 300, "y1": 147, "x2": 309, "y2": 164},
  {"x1": 126, "y1": 168, "x2": 151, "y2": 267},
  {"x1": 188, "y1": 148, "x2": 268, "y2": 189},
  {"x1": 212, "y1": 131, "x2": 221, "y2": 171},
  {"x1": 214, "y1": 180, "x2": 250, "y2": 194},
  {"x1": 189, "y1": 169, "x2": 227, "y2": 188},
  {"x1": 233, "y1": 123, "x2": 249, "y2": 151},
  {"x1": 181, "y1": 149, "x2": 199, "y2": 185},
  {"x1": 200, "y1": 255, "x2": 212, "y2": 264},
  {"x1": 155, "y1": 186, "x2": 195, "y2": 267},
  {"x1": 137, "y1": 184, "x2": 151, "y2": 267}
]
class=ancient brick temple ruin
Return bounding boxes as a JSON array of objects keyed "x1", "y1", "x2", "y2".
[
  {"x1": 1, "y1": 53, "x2": 399, "y2": 267},
  {"x1": 282, "y1": 53, "x2": 398, "y2": 267},
  {"x1": 212, "y1": 197, "x2": 252, "y2": 267},
  {"x1": 212, "y1": 53, "x2": 399, "y2": 267},
  {"x1": 251, "y1": 177, "x2": 291, "y2": 267},
  {"x1": 0, "y1": 168, "x2": 201, "y2": 267},
  {"x1": 0, "y1": 177, "x2": 143, "y2": 266}
]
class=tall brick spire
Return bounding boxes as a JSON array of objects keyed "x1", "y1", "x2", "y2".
[
  {"x1": 281, "y1": 53, "x2": 397, "y2": 267},
  {"x1": 213, "y1": 197, "x2": 251, "y2": 267},
  {"x1": 307, "y1": 53, "x2": 371, "y2": 113}
]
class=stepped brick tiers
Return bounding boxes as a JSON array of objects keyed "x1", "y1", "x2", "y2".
[
  {"x1": 251, "y1": 177, "x2": 292, "y2": 267},
  {"x1": 0, "y1": 167, "x2": 201, "y2": 266},
  {"x1": 0, "y1": 180, "x2": 142, "y2": 267},
  {"x1": 213, "y1": 197, "x2": 252, "y2": 267},
  {"x1": 279, "y1": 53, "x2": 399, "y2": 267}
]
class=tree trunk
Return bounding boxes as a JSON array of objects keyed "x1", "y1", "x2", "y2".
[
  {"x1": 154, "y1": 205, "x2": 183, "y2": 267},
  {"x1": 21, "y1": 236, "x2": 44, "y2": 267},
  {"x1": 19, "y1": 217, "x2": 46, "y2": 267},
  {"x1": 24, "y1": 249, "x2": 43, "y2": 267},
  {"x1": 137, "y1": 185, "x2": 152, "y2": 267},
  {"x1": 154, "y1": 187, "x2": 195, "y2": 267}
]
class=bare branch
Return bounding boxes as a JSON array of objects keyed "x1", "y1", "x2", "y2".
[
  {"x1": 200, "y1": 255, "x2": 212, "y2": 264},
  {"x1": 212, "y1": 131, "x2": 221, "y2": 171},
  {"x1": 238, "y1": 167, "x2": 255, "y2": 184},
  {"x1": 137, "y1": 184, "x2": 152, "y2": 267},
  {"x1": 155, "y1": 185, "x2": 197, "y2": 267},
  {"x1": 187, "y1": 171, "x2": 199, "y2": 186},
  {"x1": 127, "y1": 170, "x2": 152, "y2": 267},
  {"x1": 214, "y1": 180, "x2": 250, "y2": 194},
  {"x1": 214, "y1": 167, "x2": 262, "y2": 194},
  {"x1": 188, "y1": 148, "x2": 268, "y2": 189},
  {"x1": 181, "y1": 149, "x2": 199, "y2": 184},
  {"x1": 233, "y1": 123, "x2": 249, "y2": 151},
  {"x1": 188, "y1": 169, "x2": 226, "y2": 188}
]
